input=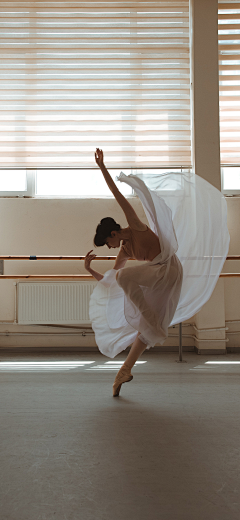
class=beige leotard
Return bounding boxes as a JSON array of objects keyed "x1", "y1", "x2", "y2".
[{"x1": 120, "y1": 226, "x2": 161, "y2": 262}]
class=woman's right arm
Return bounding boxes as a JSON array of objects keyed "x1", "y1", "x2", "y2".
[
  {"x1": 84, "y1": 250, "x2": 103, "y2": 281},
  {"x1": 95, "y1": 148, "x2": 147, "y2": 231}
]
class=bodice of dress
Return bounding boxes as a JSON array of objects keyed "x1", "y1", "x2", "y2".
[{"x1": 120, "y1": 226, "x2": 161, "y2": 262}]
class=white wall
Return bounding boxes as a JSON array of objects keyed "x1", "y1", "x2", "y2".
[{"x1": 0, "y1": 191, "x2": 239, "y2": 352}]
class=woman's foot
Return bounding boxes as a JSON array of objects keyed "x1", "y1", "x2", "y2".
[{"x1": 113, "y1": 364, "x2": 133, "y2": 397}]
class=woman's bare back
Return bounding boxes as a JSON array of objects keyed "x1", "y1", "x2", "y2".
[{"x1": 121, "y1": 226, "x2": 161, "y2": 262}]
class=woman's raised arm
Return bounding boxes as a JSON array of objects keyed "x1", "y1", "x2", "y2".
[{"x1": 95, "y1": 148, "x2": 147, "y2": 231}]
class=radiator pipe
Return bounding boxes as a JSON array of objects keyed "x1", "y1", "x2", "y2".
[
  {"x1": 0, "y1": 333, "x2": 96, "y2": 337},
  {"x1": 0, "y1": 332, "x2": 229, "y2": 342}
]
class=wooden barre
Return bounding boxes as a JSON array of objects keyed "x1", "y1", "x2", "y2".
[
  {"x1": 0, "y1": 255, "x2": 239, "y2": 260},
  {"x1": 0, "y1": 275, "x2": 94, "y2": 279},
  {"x1": 0, "y1": 273, "x2": 239, "y2": 280},
  {"x1": 220, "y1": 273, "x2": 240, "y2": 277},
  {"x1": 0, "y1": 256, "x2": 239, "y2": 279},
  {"x1": 0, "y1": 255, "x2": 117, "y2": 261}
]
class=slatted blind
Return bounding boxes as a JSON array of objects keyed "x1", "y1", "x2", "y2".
[
  {"x1": 219, "y1": 0, "x2": 240, "y2": 164},
  {"x1": 0, "y1": 0, "x2": 190, "y2": 168}
]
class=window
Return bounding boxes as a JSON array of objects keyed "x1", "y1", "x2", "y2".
[
  {"x1": 221, "y1": 165, "x2": 240, "y2": 194},
  {"x1": 0, "y1": 166, "x2": 191, "y2": 198},
  {"x1": 36, "y1": 169, "x2": 133, "y2": 197},
  {"x1": 0, "y1": 170, "x2": 34, "y2": 197}
]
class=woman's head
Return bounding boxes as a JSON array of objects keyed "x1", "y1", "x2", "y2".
[{"x1": 94, "y1": 217, "x2": 121, "y2": 249}]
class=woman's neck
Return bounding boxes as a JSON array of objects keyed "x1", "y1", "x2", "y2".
[{"x1": 119, "y1": 227, "x2": 131, "y2": 240}]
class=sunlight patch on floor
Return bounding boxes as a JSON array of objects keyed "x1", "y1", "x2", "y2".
[
  {"x1": 190, "y1": 360, "x2": 240, "y2": 371},
  {"x1": 0, "y1": 361, "x2": 95, "y2": 371},
  {"x1": 0, "y1": 360, "x2": 147, "y2": 372},
  {"x1": 86, "y1": 361, "x2": 147, "y2": 371},
  {"x1": 205, "y1": 361, "x2": 240, "y2": 364}
]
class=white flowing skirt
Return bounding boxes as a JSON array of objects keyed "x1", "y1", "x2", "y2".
[
  {"x1": 89, "y1": 253, "x2": 183, "y2": 358},
  {"x1": 89, "y1": 172, "x2": 230, "y2": 358}
]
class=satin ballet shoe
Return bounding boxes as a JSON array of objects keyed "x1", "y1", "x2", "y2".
[{"x1": 113, "y1": 364, "x2": 133, "y2": 397}]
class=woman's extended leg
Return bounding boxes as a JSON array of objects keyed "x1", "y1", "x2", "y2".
[{"x1": 112, "y1": 333, "x2": 147, "y2": 397}]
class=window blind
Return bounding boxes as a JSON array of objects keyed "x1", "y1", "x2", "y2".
[
  {"x1": 1, "y1": 0, "x2": 190, "y2": 168},
  {"x1": 219, "y1": 0, "x2": 240, "y2": 164}
]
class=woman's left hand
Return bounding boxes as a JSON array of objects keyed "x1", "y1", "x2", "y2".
[{"x1": 84, "y1": 250, "x2": 96, "y2": 271}]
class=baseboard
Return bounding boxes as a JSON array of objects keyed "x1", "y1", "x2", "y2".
[
  {"x1": 194, "y1": 346, "x2": 227, "y2": 355},
  {"x1": 0, "y1": 346, "x2": 100, "y2": 353},
  {"x1": 0, "y1": 345, "x2": 195, "y2": 354},
  {"x1": 227, "y1": 346, "x2": 240, "y2": 353},
  {"x1": 152, "y1": 345, "x2": 194, "y2": 352}
]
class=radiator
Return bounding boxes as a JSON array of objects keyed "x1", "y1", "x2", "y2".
[{"x1": 17, "y1": 282, "x2": 97, "y2": 325}]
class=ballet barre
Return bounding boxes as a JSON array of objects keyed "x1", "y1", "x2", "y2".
[
  {"x1": 0, "y1": 273, "x2": 238, "y2": 279},
  {"x1": 0, "y1": 255, "x2": 118, "y2": 261},
  {"x1": 0, "y1": 255, "x2": 239, "y2": 363},
  {"x1": 0, "y1": 255, "x2": 240, "y2": 260}
]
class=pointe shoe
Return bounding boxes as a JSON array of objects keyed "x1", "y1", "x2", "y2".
[{"x1": 113, "y1": 364, "x2": 133, "y2": 397}]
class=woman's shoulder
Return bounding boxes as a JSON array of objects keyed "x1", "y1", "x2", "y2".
[{"x1": 129, "y1": 222, "x2": 148, "y2": 232}]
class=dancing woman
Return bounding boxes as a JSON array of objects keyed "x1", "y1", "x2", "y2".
[{"x1": 85, "y1": 149, "x2": 183, "y2": 396}]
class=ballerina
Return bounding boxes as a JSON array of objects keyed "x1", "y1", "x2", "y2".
[{"x1": 85, "y1": 148, "x2": 183, "y2": 396}]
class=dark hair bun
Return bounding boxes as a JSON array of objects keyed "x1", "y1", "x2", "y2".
[{"x1": 94, "y1": 217, "x2": 121, "y2": 247}]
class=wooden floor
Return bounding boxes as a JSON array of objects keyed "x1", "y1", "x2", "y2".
[{"x1": 0, "y1": 351, "x2": 239, "y2": 520}]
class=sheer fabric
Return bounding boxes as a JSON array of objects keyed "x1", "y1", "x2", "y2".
[
  {"x1": 89, "y1": 252, "x2": 183, "y2": 358},
  {"x1": 89, "y1": 172, "x2": 230, "y2": 358},
  {"x1": 116, "y1": 251, "x2": 183, "y2": 349}
]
